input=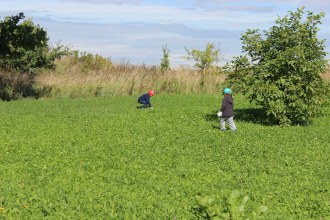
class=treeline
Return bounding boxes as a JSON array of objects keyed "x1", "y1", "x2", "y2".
[{"x1": 0, "y1": 12, "x2": 225, "y2": 101}]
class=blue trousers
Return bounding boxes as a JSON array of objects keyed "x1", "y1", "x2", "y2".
[{"x1": 138, "y1": 100, "x2": 148, "y2": 108}]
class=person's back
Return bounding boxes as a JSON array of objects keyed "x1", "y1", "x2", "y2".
[
  {"x1": 220, "y1": 94, "x2": 234, "y2": 117},
  {"x1": 138, "y1": 93, "x2": 150, "y2": 103}
]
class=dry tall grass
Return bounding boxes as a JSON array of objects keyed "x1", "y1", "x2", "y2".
[
  {"x1": 36, "y1": 56, "x2": 226, "y2": 98},
  {"x1": 322, "y1": 68, "x2": 330, "y2": 81},
  {"x1": 36, "y1": 56, "x2": 329, "y2": 99}
]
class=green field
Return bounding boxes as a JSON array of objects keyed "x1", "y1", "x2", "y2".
[{"x1": 0, "y1": 94, "x2": 329, "y2": 219}]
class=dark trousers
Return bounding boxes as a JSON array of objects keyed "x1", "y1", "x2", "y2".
[{"x1": 138, "y1": 100, "x2": 148, "y2": 108}]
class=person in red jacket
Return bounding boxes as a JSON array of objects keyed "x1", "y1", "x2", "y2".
[
  {"x1": 137, "y1": 90, "x2": 154, "y2": 109},
  {"x1": 217, "y1": 88, "x2": 236, "y2": 131}
]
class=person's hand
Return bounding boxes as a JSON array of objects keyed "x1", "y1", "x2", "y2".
[{"x1": 217, "y1": 111, "x2": 222, "y2": 117}]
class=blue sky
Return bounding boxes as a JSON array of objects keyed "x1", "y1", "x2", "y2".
[{"x1": 1, "y1": 0, "x2": 329, "y2": 66}]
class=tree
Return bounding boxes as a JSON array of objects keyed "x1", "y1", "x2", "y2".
[
  {"x1": 184, "y1": 43, "x2": 221, "y2": 88},
  {"x1": 0, "y1": 13, "x2": 69, "y2": 73},
  {"x1": 0, "y1": 12, "x2": 70, "y2": 100},
  {"x1": 184, "y1": 43, "x2": 220, "y2": 72},
  {"x1": 225, "y1": 7, "x2": 330, "y2": 125},
  {"x1": 160, "y1": 44, "x2": 170, "y2": 72}
]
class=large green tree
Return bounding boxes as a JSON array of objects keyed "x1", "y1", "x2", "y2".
[
  {"x1": 0, "y1": 12, "x2": 68, "y2": 73},
  {"x1": 225, "y1": 8, "x2": 329, "y2": 125},
  {"x1": 0, "y1": 12, "x2": 69, "y2": 100}
]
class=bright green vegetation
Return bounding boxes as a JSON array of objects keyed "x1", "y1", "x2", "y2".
[
  {"x1": 225, "y1": 8, "x2": 329, "y2": 126},
  {"x1": 0, "y1": 94, "x2": 329, "y2": 219}
]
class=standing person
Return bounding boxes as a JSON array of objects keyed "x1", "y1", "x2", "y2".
[
  {"x1": 137, "y1": 90, "x2": 154, "y2": 109},
  {"x1": 217, "y1": 88, "x2": 236, "y2": 131}
]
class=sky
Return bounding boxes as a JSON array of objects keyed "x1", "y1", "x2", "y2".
[{"x1": 1, "y1": 0, "x2": 330, "y2": 66}]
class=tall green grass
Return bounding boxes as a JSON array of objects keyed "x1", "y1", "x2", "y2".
[{"x1": 0, "y1": 94, "x2": 329, "y2": 219}]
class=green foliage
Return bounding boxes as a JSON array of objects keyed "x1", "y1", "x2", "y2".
[
  {"x1": 0, "y1": 94, "x2": 330, "y2": 219},
  {"x1": 0, "y1": 70, "x2": 51, "y2": 101},
  {"x1": 225, "y1": 8, "x2": 330, "y2": 125},
  {"x1": 0, "y1": 13, "x2": 70, "y2": 73},
  {"x1": 184, "y1": 43, "x2": 221, "y2": 88},
  {"x1": 194, "y1": 190, "x2": 268, "y2": 219},
  {"x1": 71, "y1": 51, "x2": 112, "y2": 74},
  {"x1": 184, "y1": 43, "x2": 220, "y2": 71},
  {"x1": 0, "y1": 12, "x2": 70, "y2": 100},
  {"x1": 0, "y1": 70, "x2": 33, "y2": 100},
  {"x1": 47, "y1": 41, "x2": 72, "y2": 68},
  {"x1": 160, "y1": 44, "x2": 171, "y2": 72}
]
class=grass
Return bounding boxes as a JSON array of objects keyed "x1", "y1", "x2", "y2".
[
  {"x1": 0, "y1": 94, "x2": 329, "y2": 219},
  {"x1": 35, "y1": 56, "x2": 226, "y2": 99}
]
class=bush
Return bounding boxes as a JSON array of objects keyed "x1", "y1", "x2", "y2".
[
  {"x1": 71, "y1": 51, "x2": 112, "y2": 74},
  {"x1": 0, "y1": 70, "x2": 50, "y2": 100},
  {"x1": 193, "y1": 190, "x2": 268, "y2": 220},
  {"x1": 225, "y1": 8, "x2": 330, "y2": 125}
]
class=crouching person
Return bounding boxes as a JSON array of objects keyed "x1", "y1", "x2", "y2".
[
  {"x1": 137, "y1": 90, "x2": 154, "y2": 109},
  {"x1": 217, "y1": 88, "x2": 236, "y2": 131}
]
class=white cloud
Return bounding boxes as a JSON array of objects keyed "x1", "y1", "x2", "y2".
[
  {"x1": 0, "y1": 0, "x2": 278, "y2": 30},
  {"x1": 1, "y1": 0, "x2": 329, "y2": 65},
  {"x1": 58, "y1": 0, "x2": 141, "y2": 4}
]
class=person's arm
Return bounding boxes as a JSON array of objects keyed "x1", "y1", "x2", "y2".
[
  {"x1": 217, "y1": 98, "x2": 225, "y2": 117},
  {"x1": 220, "y1": 98, "x2": 226, "y2": 112},
  {"x1": 146, "y1": 96, "x2": 152, "y2": 107}
]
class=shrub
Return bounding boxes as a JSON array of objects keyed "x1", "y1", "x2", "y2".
[
  {"x1": 0, "y1": 70, "x2": 50, "y2": 100},
  {"x1": 71, "y1": 51, "x2": 112, "y2": 74},
  {"x1": 225, "y1": 8, "x2": 330, "y2": 125},
  {"x1": 193, "y1": 190, "x2": 268, "y2": 220}
]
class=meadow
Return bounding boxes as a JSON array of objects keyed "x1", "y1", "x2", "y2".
[{"x1": 0, "y1": 94, "x2": 329, "y2": 219}]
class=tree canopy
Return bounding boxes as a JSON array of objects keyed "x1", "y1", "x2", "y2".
[
  {"x1": 0, "y1": 12, "x2": 69, "y2": 100},
  {"x1": 0, "y1": 12, "x2": 69, "y2": 73},
  {"x1": 225, "y1": 7, "x2": 329, "y2": 125},
  {"x1": 184, "y1": 43, "x2": 220, "y2": 71}
]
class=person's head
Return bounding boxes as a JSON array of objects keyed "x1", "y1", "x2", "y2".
[
  {"x1": 223, "y1": 88, "x2": 232, "y2": 96},
  {"x1": 148, "y1": 90, "x2": 154, "y2": 97}
]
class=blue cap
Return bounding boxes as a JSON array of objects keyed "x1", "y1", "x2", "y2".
[{"x1": 224, "y1": 88, "x2": 232, "y2": 94}]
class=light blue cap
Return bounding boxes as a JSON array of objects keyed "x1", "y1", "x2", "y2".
[{"x1": 224, "y1": 88, "x2": 232, "y2": 94}]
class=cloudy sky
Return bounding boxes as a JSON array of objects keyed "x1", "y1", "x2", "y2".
[{"x1": 1, "y1": 0, "x2": 329, "y2": 66}]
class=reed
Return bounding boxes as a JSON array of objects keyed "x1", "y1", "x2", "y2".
[
  {"x1": 36, "y1": 56, "x2": 226, "y2": 98},
  {"x1": 36, "y1": 56, "x2": 329, "y2": 99}
]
